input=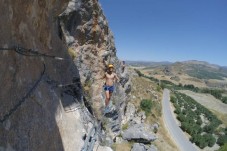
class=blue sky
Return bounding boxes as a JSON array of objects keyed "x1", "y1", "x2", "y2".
[{"x1": 99, "y1": 0, "x2": 227, "y2": 66}]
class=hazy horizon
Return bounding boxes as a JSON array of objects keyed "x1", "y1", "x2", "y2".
[{"x1": 125, "y1": 59, "x2": 227, "y2": 67}]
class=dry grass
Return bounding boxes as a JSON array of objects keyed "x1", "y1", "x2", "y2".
[
  {"x1": 154, "y1": 118, "x2": 180, "y2": 151},
  {"x1": 112, "y1": 142, "x2": 132, "y2": 151},
  {"x1": 142, "y1": 69, "x2": 208, "y2": 88},
  {"x1": 142, "y1": 67, "x2": 227, "y2": 91},
  {"x1": 142, "y1": 68, "x2": 227, "y2": 89},
  {"x1": 211, "y1": 110, "x2": 227, "y2": 126},
  {"x1": 131, "y1": 76, "x2": 159, "y2": 107}
]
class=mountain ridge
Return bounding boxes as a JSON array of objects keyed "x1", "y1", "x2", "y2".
[{"x1": 127, "y1": 60, "x2": 226, "y2": 68}]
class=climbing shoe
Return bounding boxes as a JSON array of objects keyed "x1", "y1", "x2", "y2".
[{"x1": 103, "y1": 106, "x2": 111, "y2": 114}]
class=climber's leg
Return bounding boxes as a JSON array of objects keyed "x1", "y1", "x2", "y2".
[{"x1": 105, "y1": 90, "x2": 110, "y2": 107}]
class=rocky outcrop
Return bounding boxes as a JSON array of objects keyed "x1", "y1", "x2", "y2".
[
  {"x1": 131, "y1": 143, "x2": 147, "y2": 151},
  {"x1": 59, "y1": 0, "x2": 131, "y2": 120},
  {"x1": 122, "y1": 102, "x2": 146, "y2": 125},
  {"x1": 0, "y1": 0, "x2": 130, "y2": 150},
  {"x1": 131, "y1": 143, "x2": 157, "y2": 151},
  {"x1": 163, "y1": 66, "x2": 173, "y2": 76},
  {"x1": 122, "y1": 124, "x2": 157, "y2": 143},
  {"x1": 58, "y1": 0, "x2": 131, "y2": 140},
  {"x1": 123, "y1": 102, "x2": 136, "y2": 123}
]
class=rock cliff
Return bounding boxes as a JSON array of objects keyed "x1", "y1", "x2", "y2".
[
  {"x1": 58, "y1": 0, "x2": 131, "y2": 120},
  {"x1": 0, "y1": 0, "x2": 130, "y2": 150}
]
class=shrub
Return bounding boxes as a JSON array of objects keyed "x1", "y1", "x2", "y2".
[
  {"x1": 154, "y1": 127, "x2": 158, "y2": 133},
  {"x1": 174, "y1": 106, "x2": 181, "y2": 114},
  {"x1": 122, "y1": 123, "x2": 129, "y2": 131},
  {"x1": 222, "y1": 97, "x2": 227, "y2": 104},
  {"x1": 206, "y1": 134, "x2": 216, "y2": 147},
  {"x1": 140, "y1": 99, "x2": 153, "y2": 116},
  {"x1": 196, "y1": 118, "x2": 202, "y2": 125},
  {"x1": 217, "y1": 135, "x2": 227, "y2": 146},
  {"x1": 170, "y1": 96, "x2": 176, "y2": 103},
  {"x1": 156, "y1": 85, "x2": 161, "y2": 92},
  {"x1": 203, "y1": 125, "x2": 215, "y2": 134},
  {"x1": 218, "y1": 143, "x2": 227, "y2": 151}
]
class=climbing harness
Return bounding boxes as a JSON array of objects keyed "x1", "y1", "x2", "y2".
[{"x1": 0, "y1": 63, "x2": 46, "y2": 123}]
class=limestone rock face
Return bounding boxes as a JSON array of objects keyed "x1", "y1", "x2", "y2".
[
  {"x1": 59, "y1": 0, "x2": 131, "y2": 127},
  {"x1": 122, "y1": 124, "x2": 157, "y2": 143},
  {"x1": 122, "y1": 102, "x2": 146, "y2": 125},
  {"x1": 124, "y1": 102, "x2": 136, "y2": 122},
  {"x1": 131, "y1": 143, "x2": 158, "y2": 151},
  {"x1": 131, "y1": 143, "x2": 147, "y2": 151},
  {"x1": 0, "y1": 0, "x2": 130, "y2": 151}
]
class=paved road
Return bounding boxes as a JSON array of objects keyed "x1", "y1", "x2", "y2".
[{"x1": 162, "y1": 89, "x2": 198, "y2": 151}]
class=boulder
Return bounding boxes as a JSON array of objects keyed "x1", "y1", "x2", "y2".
[
  {"x1": 152, "y1": 123, "x2": 159, "y2": 130},
  {"x1": 94, "y1": 144, "x2": 113, "y2": 151},
  {"x1": 131, "y1": 116, "x2": 142, "y2": 125},
  {"x1": 122, "y1": 124, "x2": 157, "y2": 143},
  {"x1": 137, "y1": 111, "x2": 146, "y2": 122},
  {"x1": 131, "y1": 143, "x2": 146, "y2": 151},
  {"x1": 131, "y1": 143, "x2": 157, "y2": 151},
  {"x1": 115, "y1": 137, "x2": 125, "y2": 144}
]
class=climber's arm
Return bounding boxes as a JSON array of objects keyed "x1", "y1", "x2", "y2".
[
  {"x1": 98, "y1": 72, "x2": 106, "y2": 80},
  {"x1": 114, "y1": 73, "x2": 120, "y2": 83}
]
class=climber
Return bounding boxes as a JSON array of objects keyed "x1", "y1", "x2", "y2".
[
  {"x1": 102, "y1": 64, "x2": 119, "y2": 113},
  {"x1": 121, "y1": 61, "x2": 126, "y2": 72}
]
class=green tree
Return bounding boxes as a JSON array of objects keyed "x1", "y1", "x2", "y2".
[
  {"x1": 177, "y1": 113, "x2": 186, "y2": 122},
  {"x1": 198, "y1": 136, "x2": 208, "y2": 149},
  {"x1": 170, "y1": 96, "x2": 176, "y2": 103},
  {"x1": 222, "y1": 97, "x2": 227, "y2": 104},
  {"x1": 196, "y1": 117, "x2": 202, "y2": 125},
  {"x1": 217, "y1": 135, "x2": 227, "y2": 146},
  {"x1": 178, "y1": 83, "x2": 183, "y2": 87},
  {"x1": 204, "y1": 134, "x2": 216, "y2": 147},
  {"x1": 203, "y1": 125, "x2": 215, "y2": 134},
  {"x1": 174, "y1": 106, "x2": 181, "y2": 114}
]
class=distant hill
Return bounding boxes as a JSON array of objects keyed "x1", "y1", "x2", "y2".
[
  {"x1": 169, "y1": 61, "x2": 227, "y2": 80},
  {"x1": 131, "y1": 60, "x2": 227, "y2": 89},
  {"x1": 126, "y1": 61, "x2": 172, "y2": 67},
  {"x1": 222, "y1": 66, "x2": 227, "y2": 69}
]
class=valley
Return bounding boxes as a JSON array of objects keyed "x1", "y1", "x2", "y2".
[{"x1": 128, "y1": 60, "x2": 227, "y2": 151}]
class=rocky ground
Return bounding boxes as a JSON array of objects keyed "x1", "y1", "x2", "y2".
[{"x1": 112, "y1": 68, "x2": 178, "y2": 151}]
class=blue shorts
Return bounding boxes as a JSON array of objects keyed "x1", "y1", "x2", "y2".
[{"x1": 104, "y1": 85, "x2": 114, "y2": 93}]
